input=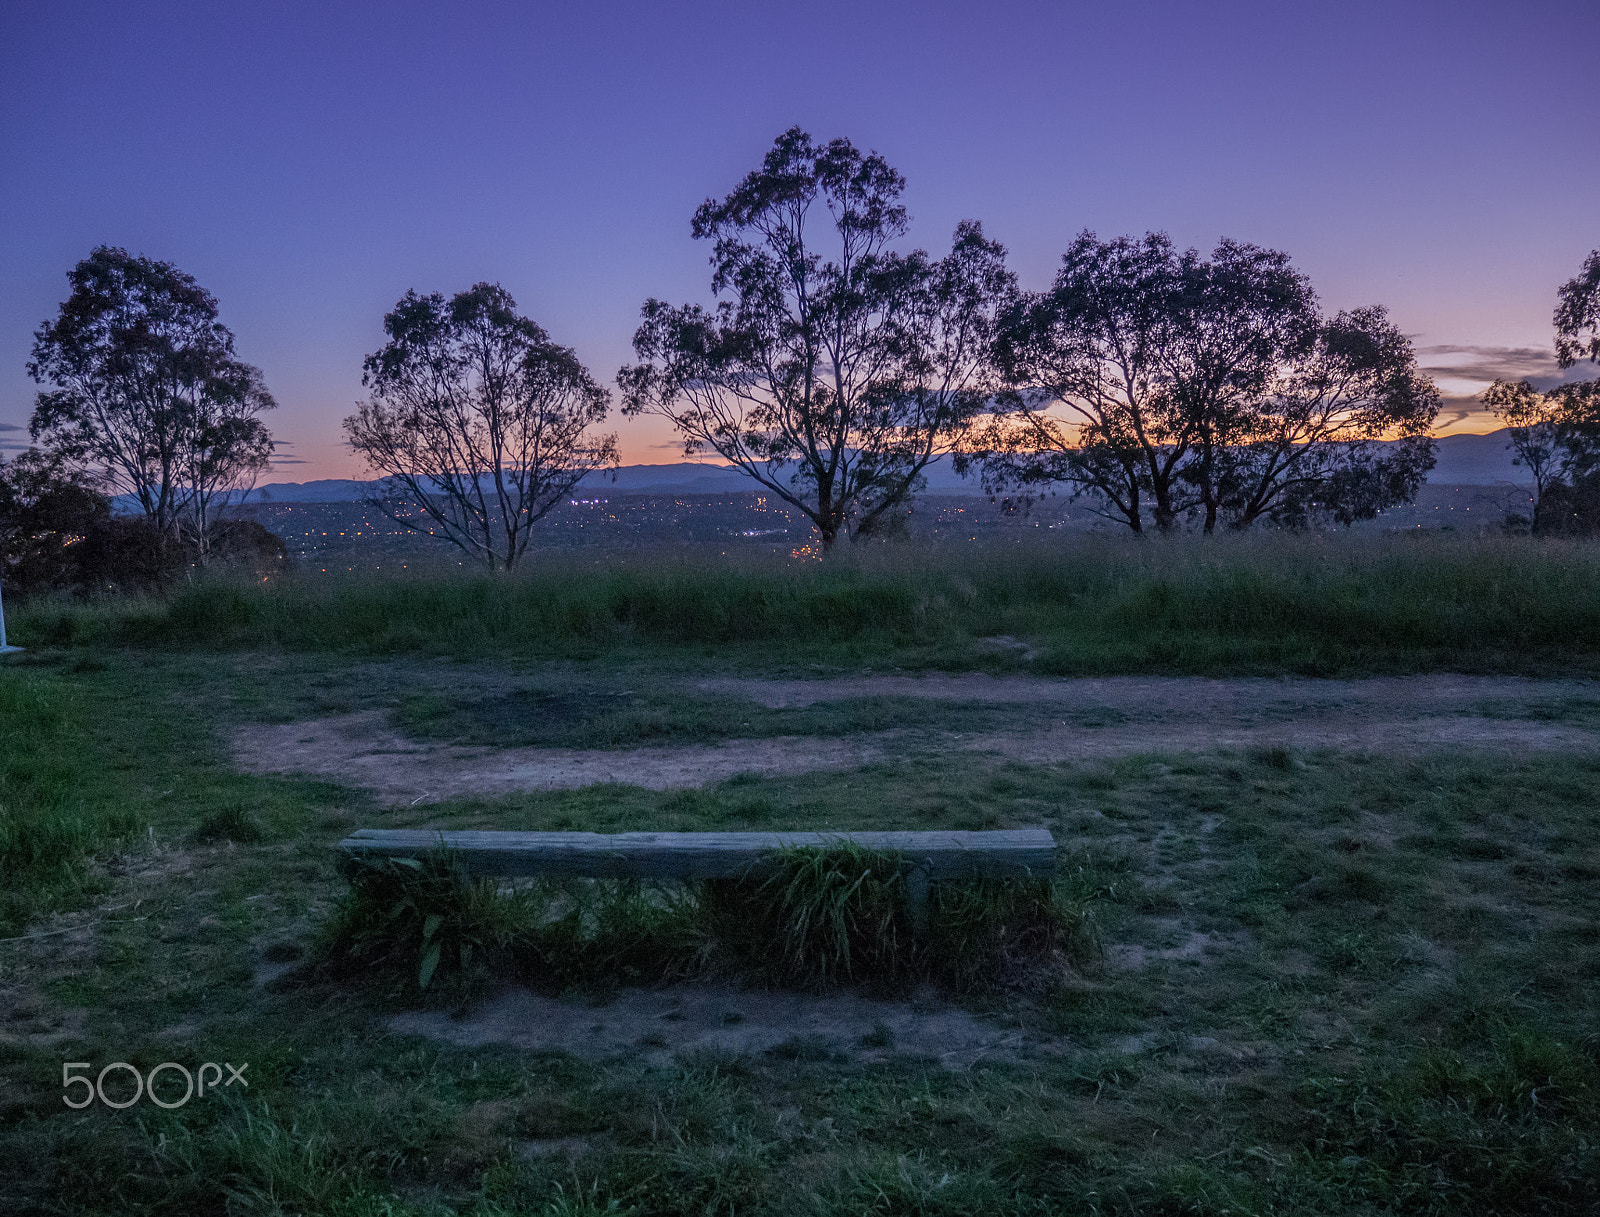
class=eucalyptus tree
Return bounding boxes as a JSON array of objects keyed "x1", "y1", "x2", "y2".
[
  {"x1": 345, "y1": 283, "x2": 617, "y2": 570},
  {"x1": 1483, "y1": 378, "x2": 1569, "y2": 528},
  {"x1": 1482, "y1": 378, "x2": 1600, "y2": 534},
  {"x1": 181, "y1": 365, "x2": 276, "y2": 556},
  {"x1": 619, "y1": 128, "x2": 1014, "y2": 549},
  {"x1": 26, "y1": 246, "x2": 276, "y2": 545},
  {"x1": 1555, "y1": 249, "x2": 1600, "y2": 370},
  {"x1": 1162, "y1": 239, "x2": 1324, "y2": 531},
  {"x1": 978, "y1": 232, "x2": 1435, "y2": 531},
  {"x1": 1206, "y1": 306, "x2": 1439, "y2": 530},
  {"x1": 1475, "y1": 251, "x2": 1600, "y2": 532},
  {"x1": 979, "y1": 233, "x2": 1317, "y2": 532},
  {"x1": 973, "y1": 232, "x2": 1177, "y2": 533}
]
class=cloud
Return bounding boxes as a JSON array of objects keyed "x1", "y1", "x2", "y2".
[
  {"x1": 1431, "y1": 392, "x2": 1503, "y2": 435},
  {"x1": 0, "y1": 423, "x2": 22, "y2": 432},
  {"x1": 267, "y1": 438, "x2": 307, "y2": 464},
  {"x1": 1415, "y1": 344, "x2": 1587, "y2": 392}
]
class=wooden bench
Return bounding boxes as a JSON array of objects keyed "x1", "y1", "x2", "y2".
[
  {"x1": 337, "y1": 828, "x2": 1055, "y2": 880},
  {"x1": 337, "y1": 828, "x2": 1057, "y2": 925}
]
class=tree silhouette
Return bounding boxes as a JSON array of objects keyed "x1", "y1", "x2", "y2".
[
  {"x1": 1206, "y1": 306, "x2": 1438, "y2": 530},
  {"x1": 346, "y1": 283, "x2": 617, "y2": 570},
  {"x1": 1481, "y1": 250, "x2": 1600, "y2": 533},
  {"x1": 1555, "y1": 250, "x2": 1600, "y2": 370},
  {"x1": 27, "y1": 247, "x2": 275, "y2": 547},
  {"x1": 975, "y1": 233, "x2": 1435, "y2": 531},
  {"x1": 620, "y1": 129, "x2": 1013, "y2": 549}
]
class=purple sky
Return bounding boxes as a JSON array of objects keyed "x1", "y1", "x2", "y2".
[{"x1": 3, "y1": 0, "x2": 1596, "y2": 479}]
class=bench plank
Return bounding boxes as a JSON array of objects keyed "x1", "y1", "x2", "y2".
[{"x1": 337, "y1": 828, "x2": 1056, "y2": 881}]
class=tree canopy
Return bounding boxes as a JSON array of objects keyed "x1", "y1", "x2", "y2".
[
  {"x1": 0, "y1": 448, "x2": 109, "y2": 594},
  {"x1": 1485, "y1": 248, "x2": 1600, "y2": 533},
  {"x1": 974, "y1": 232, "x2": 1437, "y2": 531},
  {"x1": 619, "y1": 128, "x2": 1014, "y2": 549},
  {"x1": 26, "y1": 246, "x2": 276, "y2": 545},
  {"x1": 345, "y1": 282, "x2": 618, "y2": 570},
  {"x1": 1207, "y1": 306, "x2": 1439, "y2": 529},
  {"x1": 1555, "y1": 249, "x2": 1600, "y2": 370}
]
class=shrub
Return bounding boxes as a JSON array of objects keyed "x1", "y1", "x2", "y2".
[{"x1": 2, "y1": 450, "x2": 287, "y2": 598}]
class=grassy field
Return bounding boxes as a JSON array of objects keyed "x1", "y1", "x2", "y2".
[
  {"x1": 3, "y1": 537, "x2": 1599, "y2": 1214},
  {"x1": 16, "y1": 532, "x2": 1600, "y2": 675}
]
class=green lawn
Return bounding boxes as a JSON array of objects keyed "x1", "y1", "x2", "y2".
[{"x1": 2, "y1": 628, "x2": 1598, "y2": 1214}]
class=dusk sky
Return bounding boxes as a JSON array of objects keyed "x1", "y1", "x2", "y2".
[{"x1": 3, "y1": 0, "x2": 1596, "y2": 481}]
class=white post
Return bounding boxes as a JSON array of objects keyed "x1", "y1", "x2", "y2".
[{"x1": 0, "y1": 573, "x2": 21, "y2": 655}]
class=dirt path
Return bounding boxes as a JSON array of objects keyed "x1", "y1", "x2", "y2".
[
  {"x1": 388, "y1": 981, "x2": 1055, "y2": 1069},
  {"x1": 695, "y1": 671, "x2": 1597, "y2": 715},
  {"x1": 235, "y1": 711, "x2": 893, "y2": 804},
  {"x1": 232, "y1": 674, "x2": 1600, "y2": 804}
]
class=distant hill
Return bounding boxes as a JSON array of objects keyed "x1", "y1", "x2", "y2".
[
  {"x1": 601, "y1": 463, "x2": 757, "y2": 494},
  {"x1": 590, "y1": 439, "x2": 1532, "y2": 492},
  {"x1": 249, "y1": 479, "x2": 377, "y2": 503},
  {"x1": 1428, "y1": 431, "x2": 1524, "y2": 485},
  {"x1": 122, "y1": 434, "x2": 1530, "y2": 510},
  {"x1": 238, "y1": 459, "x2": 983, "y2": 504}
]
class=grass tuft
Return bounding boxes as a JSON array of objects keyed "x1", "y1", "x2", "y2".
[
  {"x1": 701, "y1": 844, "x2": 916, "y2": 989},
  {"x1": 323, "y1": 852, "x2": 550, "y2": 994},
  {"x1": 323, "y1": 845, "x2": 1093, "y2": 998},
  {"x1": 192, "y1": 802, "x2": 266, "y2": 844}
]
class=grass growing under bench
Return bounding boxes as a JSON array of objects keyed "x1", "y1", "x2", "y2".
[{"x1": 320, "y1": 846, "x2": 1092, "y2": 997}]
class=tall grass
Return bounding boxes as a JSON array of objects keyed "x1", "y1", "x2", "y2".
[
  {"x1": 322, "y1": 847, "x2": 1094, "y2": 998},
  {"x1": 0, "y1": 672, "x2": 138, "y2": 931},
  {"x1": 700, "y1": 844, "x2": 917, "y2": 988},
  {"x1": 321, "y1": 853, "x2": 704, "y2": 997},
  {"x1": 16, "y1": 532, "x2": 1600, "y2": 673}
]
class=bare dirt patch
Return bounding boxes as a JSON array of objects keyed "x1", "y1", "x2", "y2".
[
  {"x1": 387, "y1": 981, "x2": 1057, "y2": 1069},
  {"x1": 698, "y1": 671, "x2": 1599, "y2": 718},
  {"x1": 235, "y1": 711, "x2": 895, "y2": 804},
  {"x1": 234, "y1": 675, "x2": 1600, "y2": 803}
]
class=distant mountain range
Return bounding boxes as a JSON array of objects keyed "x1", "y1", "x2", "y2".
[
  {"x1": 141, "y1": 432, "x2": 1532, "y2": 508},
  {"x1": 1424, "y1": 430, "x2": 1526, "y2": 484},
  {"x1": 242, "y1": 459, "x2": 982, "y2": 503}
]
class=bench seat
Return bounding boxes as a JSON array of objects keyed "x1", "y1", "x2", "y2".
[{"x1": 336, "y1": 828, "x2": 1056, "y2": 882}]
